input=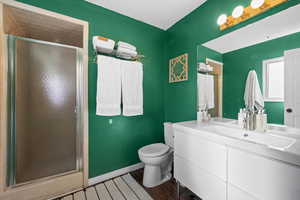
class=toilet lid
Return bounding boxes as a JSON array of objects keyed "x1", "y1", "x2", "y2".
[{"x1": 139, "y1": 143, "x2": 170, "y2": 157}]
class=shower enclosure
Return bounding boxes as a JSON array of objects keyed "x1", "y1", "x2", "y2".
[{"x1": 6, "y1": 35, "x2": 83, "y2": 186}]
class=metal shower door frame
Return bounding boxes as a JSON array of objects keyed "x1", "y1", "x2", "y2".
[{"x1": 6, "y1": 35, "x2": 84, "y2": 187}]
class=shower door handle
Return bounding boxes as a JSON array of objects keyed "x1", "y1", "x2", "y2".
[{"x1": 286, "y1": 108, "x2": 293, "y2": 113}]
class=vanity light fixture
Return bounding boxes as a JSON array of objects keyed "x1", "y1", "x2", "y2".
[
  {"x1": 217, "y1": 14, "x2": 227, "y2": 25},
  {"x1": 251, "y1": 0, "x2": 265, "y2": 9},
  {"x1": 232, "y1": 5, "x2": 244, "y2": 18},
  {"x1": 218, "y1": 0, "x2": 287, "y2": 31}
]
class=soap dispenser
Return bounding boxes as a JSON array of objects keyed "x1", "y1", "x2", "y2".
[
  {"x1": 255, "y1": 110, "x2": 263, "y2": 132},
  {"x1": 238, "y1": 109, "x2": 245, "y2": 128},
  {"x1": 255, "y1": 110, "x2": 268, "y2": 132},
  {"x1": 262, "y1": 111, "x2": 268, "y2": 132}
]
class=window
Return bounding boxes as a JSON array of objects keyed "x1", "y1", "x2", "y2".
[{"x1": 263, "y1": 57, "x2": 284, "y2": 102}]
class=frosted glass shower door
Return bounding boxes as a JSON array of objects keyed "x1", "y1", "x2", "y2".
[{"x1": 7, "y1": 36, "x2": 82, "y2": 186}]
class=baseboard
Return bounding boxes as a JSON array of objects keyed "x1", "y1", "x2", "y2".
[{"x1": 88, "y1": 162, "x2": 144, "y2": 186}]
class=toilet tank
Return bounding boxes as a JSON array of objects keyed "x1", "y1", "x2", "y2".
[{"x1": 164, "y1": 122, "x2": 174, "y2": 148}]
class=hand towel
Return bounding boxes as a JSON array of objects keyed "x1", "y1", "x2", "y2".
[
  {"x1": 244, "y1": 71, "x2": 254, "y2": 109},
  {"x1": 197, "y1": 73, "x2": 215, "y2": 110},
  {"x1": 205, "y1": 74, "x2": 215, "y2": 109},
  {"x1": 198, "y1": 73, "x2": 207, "y2": 110},
  {"x1": 116, "y1": 46, "x2": 138, "y2": 59},
  {"x1": 96, "y1": 55, "x2": 122, "y2": 116},
  {"x1": 121, "y1": 60, "x2": 143, "y2": 116},
  {"x1": 252, "y1": 71, "x2": 264, "y2": 110},
  {"x1": 117, "y1": 41, "x2": 136, "y2": 51},
  {"x1": 244, "y1": 70, "x2": 264, "y2": 110}
]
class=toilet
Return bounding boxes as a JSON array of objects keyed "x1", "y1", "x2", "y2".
[{"x1": 138, "y1": 122, "x2": 174, "y2": 188}]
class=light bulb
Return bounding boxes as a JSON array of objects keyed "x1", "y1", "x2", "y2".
[
  {"x1": 217, "y1": 14, "x2": 227, "y2": 25},
  {"x1": 232, "y1": 5, "x2": 244, "y2": 18},
  {"x1": 251, "y1": 0, "x2": 265, "y2": 9}
]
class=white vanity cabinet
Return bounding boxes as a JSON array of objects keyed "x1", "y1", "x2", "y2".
[
  {"x1": 174, "y1": 126, "x2": 300, "y2": 200},
  {"x1": 228, "y1": 148, "x2": 300, "y2": 200},
  {"x1": 227, "y1": 184, "x2": 257, "y2": 200},
  {"x1": 174, "y1": 130, "x2": 227, "y2": 200}
]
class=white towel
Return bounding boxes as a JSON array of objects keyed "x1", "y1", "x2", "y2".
[
  {"x1": 244, "y1": 71, "x2": 254, "y2": 109},
  {"x1": 244, "y1": 70, "x2": 264, "y2": 110},
  {"x1": 117, "y1": 41, "x2": 136, "y2": 51},
  {"x1": 93, "y1": 36, "x2": 115, "y2": 54},
  {"x1": 197, "y1": 73, "x2": 215, "y2": 110},
  {"x1": 198, "y1": 73, "x2": 206, "y2": 110},
  {"x1": 116, "y1": 46, "x2": 138, "y2": 59},
  {"x1": 96, "y1": 55, "x2": 122, "y2": 116},
  {"x1": 198, "y1": 63, "x2": 213, "y2": 73},
  {"x1": 206, "y1": 74, "x2": 215, "y2": 109},
  {"x1": 121, "y1": 60, "x2": 143, "y2": 116}
]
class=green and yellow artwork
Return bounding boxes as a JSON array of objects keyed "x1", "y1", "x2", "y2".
[{"x1": 169, "y1": 53, "x2": 188, "y2": 83}]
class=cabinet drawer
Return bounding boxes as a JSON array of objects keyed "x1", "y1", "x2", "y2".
[
  {"x1": 228, "y1": 148, "x2": 300, "y2": 200},
  {"x1": 174, "y1": 130, "x2": 227, "y2": 180},
  {"x1": 174, "y1": 155, "x2": 226, "y2": 200},
  {"x1": 228, "y1": 184, "x2": 258, "y2": 200}
]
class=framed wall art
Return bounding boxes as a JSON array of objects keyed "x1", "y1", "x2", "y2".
[{"x1": 169, "y1": 53, "x2": 188, "y2": 83}]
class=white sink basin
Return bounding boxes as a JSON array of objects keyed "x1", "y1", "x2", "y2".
[
  {"x1": 268, "y1": 124, "x2": 300, "y2": 138},
  {"x1": 245, "y1": 132, "x2": 296, "y2": 151},
  {"x1": 211, "y1": 117, "x2": 235, "y2": 124},
  {"x1": 203, "y1": 125, "x2": 296, "y2": 151}
]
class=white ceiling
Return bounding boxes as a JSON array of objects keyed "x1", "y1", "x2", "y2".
[
  {"x1": 203, "y1": 4, "x2": 300, "y2": 54},
  {"x1": 85, "y1": 0, "x2": 207, "y2": 30}
]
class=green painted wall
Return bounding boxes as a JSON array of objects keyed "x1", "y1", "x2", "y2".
[
  {"x1": 14, "y1": 0, "x2": 300, "y2": 179},
  {"x1": 165, "y1": 0, "x2": 300, "y2": 122},
  {"x1": 223, "y1": 32, "x2": 300, "y2": 124},
  {"x1": 17, "y1": 0, "x2": 167, "y2": 178}
]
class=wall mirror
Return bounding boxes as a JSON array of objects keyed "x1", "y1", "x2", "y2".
[{"x1": 197, "y1": 4, "x2": 300, "y2": 128}]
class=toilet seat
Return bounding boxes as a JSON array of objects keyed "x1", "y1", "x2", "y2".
[{"x1": 139, "y1": 143, "x2": 170, "y2": 157}]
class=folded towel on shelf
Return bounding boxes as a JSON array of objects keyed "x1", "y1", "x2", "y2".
[
  {"x1": 198, "y1": 62, "x2": 213, "y2": 72},
  {"x1": 116, "y1": 46, "x2": 138, "y2": 59},
  {"x1": 197, "y1": 73, "x2": 215, "y2": 110},
  {"x1": 121, "y1": 60, "x2": 143, "y2": 116},
  {"x1": 93, "y1": 36, "x2": 115, "y2": 54},
  {"x1": 117, "y1": 41, "x2": 136, "y2": 51},
  {"x1": 206, "y1": 65, "x2": 213, "y2": 72},
  {"x1": 96, "y1": 55, "x2": 122, "y2": 116}
]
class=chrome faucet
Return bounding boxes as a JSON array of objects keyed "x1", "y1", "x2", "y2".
[{"x1": 243, "y1": 109, "x2": 255, "y2": 130}]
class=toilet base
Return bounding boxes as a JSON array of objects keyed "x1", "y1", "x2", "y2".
[{"x1": 143, "y1": 165, "x2": 172, "y2": 188}]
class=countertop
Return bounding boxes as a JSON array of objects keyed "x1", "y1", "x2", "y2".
[{"x1": 173, "y1": 119, "x2": 300, "y2": 167}]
